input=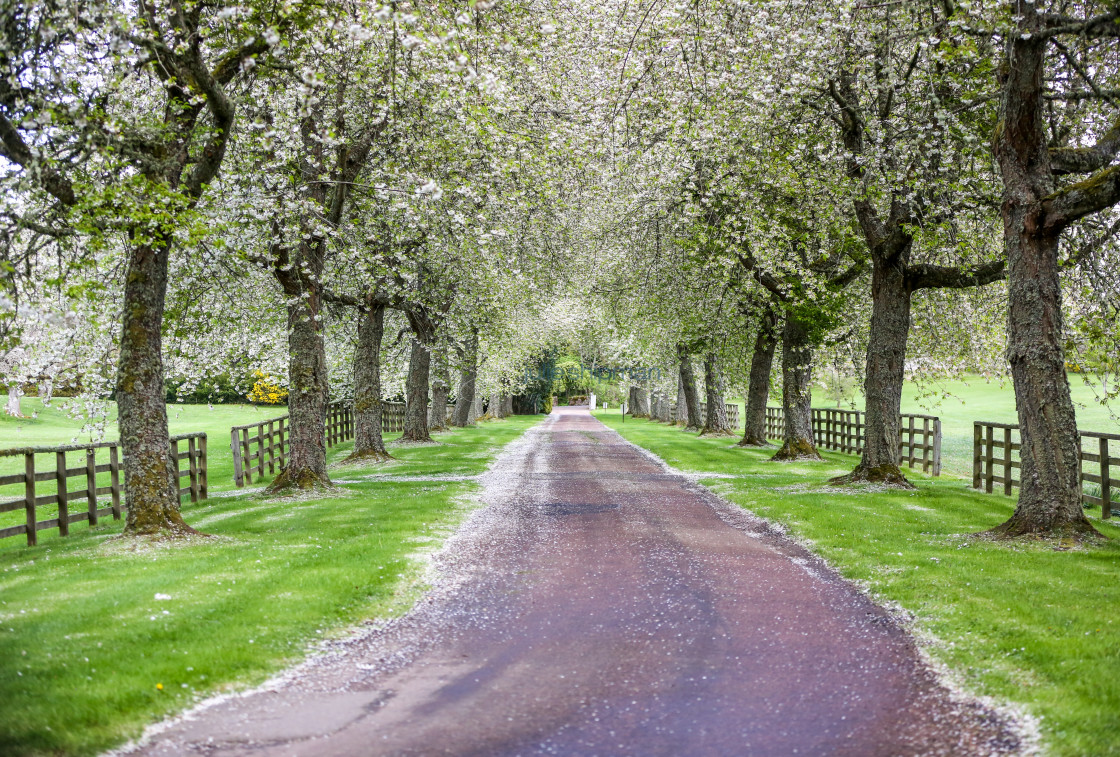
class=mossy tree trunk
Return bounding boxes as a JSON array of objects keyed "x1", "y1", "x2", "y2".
[
  {"x1": 119, "y1": 240, "x2": 194, "y2": 535},
  {"x1": 472, "y1": 387, "x2": 484, "y2": 421},
  {"x1": 633, "y1": 385, "x2": 650, "y2": 417},
  {"x1": 451, "y1": 331, "x2": 478, "y2": 427},
  {"x1": 674, "y1": 370, "x2": 688, "y2": 426},
  {"x1": 678, "y1": 344, "x2": 702, "y2": 431},
  {"x1": 429, "y1": 342, "x2": 450, "y2": 432},
  {"x1": 771, "y1": 313, "x2": 821, "y2": 461},
  {"x1": 833, "y1": 252, "x2": 914, "y2": 487},
  {"x1": 268, "y1": 254, "x2": 331, "y2": 492},
  {"x1": 740, "y1": 308, "x2": 777, "y2": 447},
  {"x1": 701, "y1": 353, "x2": 734, "y2": 435},
  {"x1": 402, "y1": 341, "x2": 432, "y2": 442},
  {"x1": 347, "y1": 302, "x2": 391, "y2": 463}
]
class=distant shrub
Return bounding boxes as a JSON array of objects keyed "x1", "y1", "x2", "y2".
[{"x1": 248, "y1": 371, "x2": 288, "y2": 405}]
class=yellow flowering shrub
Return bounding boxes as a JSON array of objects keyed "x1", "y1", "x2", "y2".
[{"x1": 248, "y1": 370, "x2": 288, "y2": 405}]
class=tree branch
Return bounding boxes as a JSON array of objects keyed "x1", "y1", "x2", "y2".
[
  {"x1": 0, "y1": 114, "x2": 77, "y2": 206},
  {"x1": 908, "y1": 259, "x2": 1006, "y2": 291},
  {"x1": 1049, "y1": 116, "x2": 1120, "y2": 176},
  {"x1": 1045, "y1": 163, "x2": 1120, "y2": 229}
]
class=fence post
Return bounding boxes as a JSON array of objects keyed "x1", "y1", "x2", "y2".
[
  {"x1": 199, "y1": 434, "x2": 208, "y2": 500},
  {"x1": 973, "y1": 423, "x2": 982, "y2": 488},
  {"x1": 985, "y1": 425, "x2": 994, "y2": 493},
  {"x1": 932, "y1": 418, "x2": 942, "y2": 477},
  {"x1": 188, "y1": 436, "x2": 200, "y2": 503},
  {"x1": 257, "y1": 422, "x2": 266, "y2": 481},
  {"x1": 54, "y1": 450, "x2": 69, "y2": 536},
  {"x1": 1102, "y1": 437, "x2": 1112, "y2": 521},
  {"x1": 921, "y1": 417, "x2": 930, "y2": 472},
  {"x1": 109, "y1": 445, "x2": 121, "y2": 519},
  {"x1": 231, "y1": 428, "x2": 244, "y2": 488},
  {"x1": 25, "y1": 452, "x2": 36, "y2": 547},
  {"x1": 278, "y1": 418, "x2": 286, "y2": 467},
  {"x1": 267, "y1": 419, "x2": 276, "y2": 473},
  {"x1": 1001, "y1": 427, "x2": 1012, "y2": 495},
  {"x1": 170, "y1": 437, "x2": 180, "y2": 503},
  {"x1": 86, "y1": 448, "x2": 97, "y2": 526}
]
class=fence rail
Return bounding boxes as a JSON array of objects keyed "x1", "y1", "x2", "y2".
[
  {"x1": 765, "y1": 406, "x2": 942, "y2": 476},
  {"x1": 0, "y1": 433, "x2": 207, "y2": 545},
  {"x1": 973, "y1": 422, "x2": 1119, "y2": 519},
  {"x1": 667, "y1": 402, "x2": 741, "y2": 429},
  {"x1": 230, "y1": 399, "x2": 435, "y2": 487}
]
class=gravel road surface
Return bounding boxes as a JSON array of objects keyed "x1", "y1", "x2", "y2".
[{"x1": 126, "y1": 407, "x2": 1021, "y2": 756}]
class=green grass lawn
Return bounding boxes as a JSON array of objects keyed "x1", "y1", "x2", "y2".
[
  {"x1": 0, "y1": 414, "x2": 542, "y2": 756},
  {"x1": 726, "y1": 373, "x2": 1120, "y2": 478},
  {"x1": 596, "y1": 409, "x2": 1120, "y2": 756},
  {"x1": 858, "y1": 373, "x2": 1118, "y2": 478}
]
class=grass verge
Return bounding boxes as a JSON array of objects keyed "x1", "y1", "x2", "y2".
[
  {"x1": 0, "y1": 415, "x2": 541, "y2": 756},
  {"x1": 596, "y1": 409, "x2": 1120, "y2": 757}
]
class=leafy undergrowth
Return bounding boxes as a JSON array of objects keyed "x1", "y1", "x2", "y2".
[
  {"x1": 596, "y1": 410, "x2": 1120, "y2": 757},
  {"x1": 0, "y1": 416, "x2": 541, "y2": 756}
]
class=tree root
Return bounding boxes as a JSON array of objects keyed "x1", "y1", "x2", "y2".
[
  {"x1": 736, "y1": 436, "x2": 771, "y2": 448},
  {"x1": 699, "y1": 427, "x2": 738, "y2": 437},
  {"x1": 265, "y1": 466, "x2": 333, "y2": 494},
  {"x1": 829, "y1": 463, "x2": 915, "y2": 490},
  {"x1": 124, "y1": 518, "x2": 203, "y2": 539},
  {"x1": 770, "y1": 439, "x2": 823, "y2": 461},
  {"x1": 340, "y1": 448, "x2": 394, "y2": 465},
  {"x1": 983, "y1": 512, "x2": 1104, "y2": 543}
]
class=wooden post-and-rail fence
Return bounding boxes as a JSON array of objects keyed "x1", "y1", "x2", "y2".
[
  {"x1": 973, "y1": 422, "x2": 1118, "y2": 519},
  {"x1": 666, "y1": 402, "x2": 742, "y2": 429},
  {"x1": 231, "y1": 399, "x2": 438, "y2": 487},
  {"x1": 764, "y1": 406, "x2": 942, "y2": 476},
  {"x1": 0, "y1": 433, "x2": 208, "y2": 546}
]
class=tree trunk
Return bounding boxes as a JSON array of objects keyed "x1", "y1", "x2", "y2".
[
  {"x1": 117, "y1": 242, "x2": 194, "y2": 534},
  {"x1": 268, "y1": 287, "x2": 331, "y2": 491},
  {"x1": 675, "y1": 369, "x2": 688, "y2": 426},
  {"x1": 771, "y1": 313, "x2": 821, "y2": 461},
  {"x1": 429, "y1": 343, "x2": 450, "y2": 432},
  {"x1": 832, "y1": 254, "x2": 914, "y2": 487},
  {"x1": 739, "y1": 310, "x2": 777, "y2": 446},
  {"x1": 401, "y1": 337, "x2": 432, "y2": 442},
  {"x1": 987, "y1": 18, "x2": 1096, "y2": 539},
  {"x1": 473, "y1": 389, "x2": 484, "y2": 419},
  {"x1": 701, "y1": 353, "x2": 734, "y2": 435},
  {"x1": 451, "y1": 334, "x2": 478, "y2": 427},
  {"x1": 678, "y1": 345, "x2": 702, "y2": 431},
  {"x1": 657, "y1": 389, "x2": 672, "y2": 423},
  {"x1": 627, "y1": 385, "x2": 638, "y2": 415},
  {"x1": 488, "y1": 390, "x2": 504, "y2": 419},
  {"x1": 633, "y1": 386, "x2": 650, "y2": 417},
  {"x1": 346, "y1": 304, "x2": 390, "y2": 463},
  {"x1": 5, "y1": 384, "x2": 22, "y2": 417},
  {"x1": 501, "y1": 394, "x2": 513, "y2": 416}
]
